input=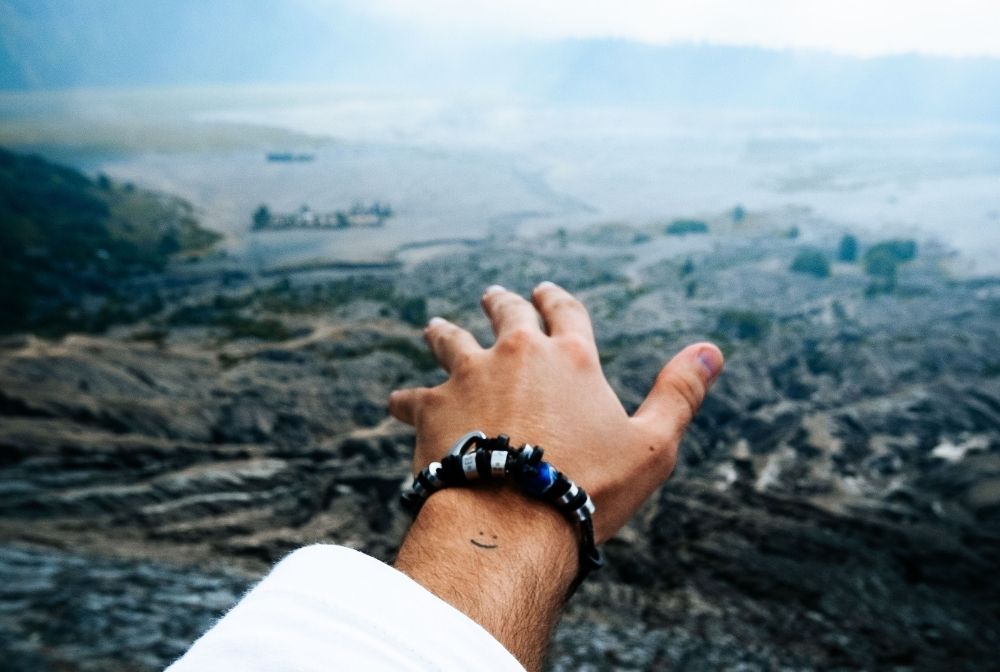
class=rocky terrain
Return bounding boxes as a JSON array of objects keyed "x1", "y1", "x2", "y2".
[{"x1": 2, "y1": 215, "x2": 999, "y2": 671}]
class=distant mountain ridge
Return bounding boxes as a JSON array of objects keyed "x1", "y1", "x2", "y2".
[
  {"x1": 520, "y1": 40, "x2": 1000, "y2": 121},
  {"x1": 2, "y1": 0, "x2": 999, "y2": 121},
  {"x1": 0, "y1": 0, "x2": 387, "y2": 89}
]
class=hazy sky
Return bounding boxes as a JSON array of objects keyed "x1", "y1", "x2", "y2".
[{"x1": 342, "y1": 0, "x2": 1000, "y2": 57}]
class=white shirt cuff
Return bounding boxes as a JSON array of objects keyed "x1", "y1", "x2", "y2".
[{"x1": 166, "y1": 544, "x2": 526, "y2": 672}]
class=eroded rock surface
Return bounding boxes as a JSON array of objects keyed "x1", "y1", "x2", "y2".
[{"x1": 2, "y1": 228, "x2": 999, "y2": 671}]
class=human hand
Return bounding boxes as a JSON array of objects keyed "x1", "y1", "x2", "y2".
[{"x1": 389, "y1": 282, "x2": 723, "y2": 544}]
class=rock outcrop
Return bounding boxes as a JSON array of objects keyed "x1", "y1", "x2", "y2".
[{"x1": 2, "y1": 228, "x2": 998, "y2": 670}]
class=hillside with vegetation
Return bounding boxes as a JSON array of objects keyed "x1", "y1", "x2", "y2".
[{"x1": 0, "y1": 148, "x2": 220, "y2": 333}]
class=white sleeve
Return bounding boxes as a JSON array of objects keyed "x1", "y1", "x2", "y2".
[{"x1": 166, "y1": 545, "x2": 526, "y2": 672}]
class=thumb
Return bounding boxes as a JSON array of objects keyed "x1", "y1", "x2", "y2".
[{"x1": 632, "y1": 342, "x2": 723, "y2": 437}]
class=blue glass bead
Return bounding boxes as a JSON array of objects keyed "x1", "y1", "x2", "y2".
[{"x1": 522, "y1": 461, "x2": 557, "y2": 496}]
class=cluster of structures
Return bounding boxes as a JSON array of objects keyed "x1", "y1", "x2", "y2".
[{"x1": 251, "y1": 202, "x2": 393, "y2": 230}]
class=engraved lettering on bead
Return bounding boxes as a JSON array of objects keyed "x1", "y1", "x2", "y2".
[
  {"x1": 490, "y1": 450, "x2": 508, "y2": 477},
  {"x1": 461, "y1": 452, "x2": 479, "y2": 480}
]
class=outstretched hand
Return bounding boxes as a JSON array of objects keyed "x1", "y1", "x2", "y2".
[{"x1": 389, "y1": 282, "x2": 723, "y2": 544}]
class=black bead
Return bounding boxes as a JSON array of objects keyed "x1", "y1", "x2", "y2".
[
  {"x1": 475, "y1": 448, "x2": 492, "y2": 478},
  {"x1": 416, "y1": 469, "x2": 436, "y2": 493},
  {"x1": 400, "y1": 490, "x2": 423, "y2": 513},
  {"x1": 564, "y1": 488, "x2": 589, "y2": 512},
  {"x1": 439, "y1": 455, "x2": 464, "y2": 485},
  {"x1": 547, "y1": 474, "x2": 572, "y2": 499}
]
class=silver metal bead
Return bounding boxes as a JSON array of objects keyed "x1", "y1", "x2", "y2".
[
  {"x1": 461, "y1": 452, "x2": 479, "y2": 480},
  {"x1": 490, "y1": 450, "x2": 508, "y2": 477},
  {"x1": 584, "y1": 496, "x2": 596, "y2": 515}
]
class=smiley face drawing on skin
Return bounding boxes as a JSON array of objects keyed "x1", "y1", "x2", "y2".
[{"x1": 470, "y1": 530, "x2": 498, "y2": 549}]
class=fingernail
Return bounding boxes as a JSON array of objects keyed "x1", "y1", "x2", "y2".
[
  {"x1": 536, "y1": 280, "x2": 557, "y2": 291},
  {"x1": 427, "y1": 316, "x2": 447, "y2": 328},
  {"x1": 696, "y1": 347, "x2": 724, "y2": 383},
  {"x1": 484, "y1": 284, "x2": 505, "y2": 295}
]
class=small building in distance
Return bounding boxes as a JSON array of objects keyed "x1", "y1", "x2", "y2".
[{"x1": 251, "y1": 202, "x2": 393, "y2": 231}]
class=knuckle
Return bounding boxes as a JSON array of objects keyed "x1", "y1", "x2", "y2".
[
  {"x1": 496, "y1": 327, "x2": 539, "y2": 355},
  {"x1": 417, "y1": 387, "x2": 446, "y2": 412},
  {"x1": 558, "y1": 334, "x2": 597, "y2": 368},
  {"x1": 449, "y1": 351, "x2": 479, "y2": 377}
]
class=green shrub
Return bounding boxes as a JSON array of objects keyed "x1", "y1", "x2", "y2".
[
  {"x1": 397, "y1": 296, "x2": 428, "y2": 327},
  {"x1": 790, "y1": 249, "x2": 831, "y2": 278},
  {"x1": 862, "y1": 239, "x2": 916, "y2": 295},
  {"x1": 838, "y1": 234, "x2": 858, "y2": 262},
  {"x1": 865, "y1": 239, "x2": 917, "y2": 266},
  {"x1": 252, "y1": 205, "x2": 272, "y2": 230},
  {"x1": 665, "y1": 219, "x2": 709, "y2": 235},
  {"x1": 864, "y1": 250, "x2": 900, "y2": 279},
  {"x1": 716, "y1": 310, "x2": 772, "y2": 341}
]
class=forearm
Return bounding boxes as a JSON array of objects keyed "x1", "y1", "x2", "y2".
[{"x1": 394, "y1": 486, "x2": 578, "y2": 672}]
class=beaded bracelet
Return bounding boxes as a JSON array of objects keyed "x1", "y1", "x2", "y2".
[{"x1": 400, "y1": 430, "x2": 604, "y2": 586}]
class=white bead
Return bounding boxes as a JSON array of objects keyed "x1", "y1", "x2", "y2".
[{"x1": 558, "y1": 483, "x2": 580, "y2": 505}]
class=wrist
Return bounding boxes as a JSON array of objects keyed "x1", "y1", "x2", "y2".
[
  {"x1": 394, "y1": 484, "x2": 578, "y2": 671},
  {"x1": 397, "y1": 483, "x2": 578, "y2": 587},
  {"x1": 402, "y1": 432, "x2": 603, "y2": 582}
]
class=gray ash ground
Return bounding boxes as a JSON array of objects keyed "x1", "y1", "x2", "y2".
[{"x1": 2, "y1": 218, "x2": 999, "y2": 671}]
